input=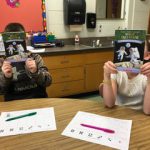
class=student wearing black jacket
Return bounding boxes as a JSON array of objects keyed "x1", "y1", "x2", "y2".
[{"x1": 0, "y1": 23, "x2": 52, "y2": 101}]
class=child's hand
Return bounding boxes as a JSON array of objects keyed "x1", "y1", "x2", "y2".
[
  {"x1": 25, "y1": 58, "x2": 37, "y2": 73},
  {"x1": 103, "y1": 61, "x2": 117, "y2": 78},
  {"x1": 141, "y1": 62, "x2": 150, "y2": 78},
  {"x1": 1, "y1": 61, "x2": 13, "y2": 78}
]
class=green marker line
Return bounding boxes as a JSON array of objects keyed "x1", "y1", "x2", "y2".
[{"x1": 5, "y1": 112, "x2": 37, "y2": 121}]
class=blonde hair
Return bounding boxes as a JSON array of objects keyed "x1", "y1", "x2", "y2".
[{"x1": 145, "y1": 36, "x2": 150, "y2": 52}]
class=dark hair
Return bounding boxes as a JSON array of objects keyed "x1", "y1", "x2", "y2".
[{"x1": 5, "y1": 23, "x2": 25, "y2": 32}]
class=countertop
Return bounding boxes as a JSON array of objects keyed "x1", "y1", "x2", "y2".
[
  {"x1": 39, "y1": 44, "x2": 114, "y2": 55},
  {"x1": 0, "y1": 44, "x2": 114, "y2": 56}
]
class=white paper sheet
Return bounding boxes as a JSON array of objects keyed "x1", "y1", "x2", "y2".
[
  {"x1": 0, "y1": 107, "x2": 56, "y2": 137},
  {"x1": 28, "y1": 48, "x2": 45, "y2": 53},
  {"x1": 62, "y1": 111, "x2": 132, "y2": 150},
  {"x1": 0, "y1": 35, "x2": 5, "y2": 52}
]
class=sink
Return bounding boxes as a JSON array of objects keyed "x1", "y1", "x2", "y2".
[
  {"x1": 63, "y1": 44, "x2": 113, "y2": 51},
  {"x1": 64, "y1": 44, "x2": 92, "y2": 49},
  {"x1": 81, "y1": 43, "x2": 114, "y2": 48},
  {"x1": 79, "y1": 44, "x2": 93, "y2": 48}
]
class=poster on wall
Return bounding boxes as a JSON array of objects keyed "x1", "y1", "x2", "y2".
[{"x1": 0, "y1": 0, "x2": 46, "y2": 32}]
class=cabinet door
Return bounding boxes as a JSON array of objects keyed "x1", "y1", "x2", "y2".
[
  {"x1": 0, "y1": 95, "x2": 4, "y2": 101},
  {"x1": 47, "y1": 80, "x2": 84, "y2": 98},
  {"x1": 85, "y1": 50, "x2": 113, "y2": 92},
  {"x1": 43, "y1": 54, "x2": 85, "y2": 69},
  {"x1": 50, "y1": 67, "x2": 84, "y2": 83},
  {"x1": 85, "y1": 50, "x2": 113, "y2": 64},
  {"x1": 85, "y1": 63, "x2": 103, "y2": 92}
]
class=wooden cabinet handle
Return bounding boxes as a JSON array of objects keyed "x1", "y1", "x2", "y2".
[
  {"x1": 60, "y1": 60, "x2": 69, "y2": 64},
  {"x1": 61, "y1": 88, "x2": 70, "y2": 92},
  {"x1": 61, "y1": 75, "x2": 70, "y2": 78}
]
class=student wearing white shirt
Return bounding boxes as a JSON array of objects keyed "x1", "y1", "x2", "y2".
[{"x1": 101, "y1": 40, "x2": 150, "y2": 115}]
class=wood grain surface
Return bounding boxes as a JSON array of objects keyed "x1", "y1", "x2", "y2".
[{"x1": 0, "y1": 98, "x2": 150, "y2": 150}]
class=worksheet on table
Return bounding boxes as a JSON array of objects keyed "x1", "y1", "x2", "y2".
[
  {"x1": 0, "y1": 107, "x2": 56, "y2": 137},
  {"x1": 62, "y1": 111, "x2": 132, "y2": 150}
]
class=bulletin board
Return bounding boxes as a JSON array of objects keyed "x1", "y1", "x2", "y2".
[{"x1": 0, "y1": 0, "x2": 46, "y2": 32}]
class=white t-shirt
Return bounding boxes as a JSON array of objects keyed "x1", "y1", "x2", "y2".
[{"x1": 111, "y1": 71, "x2": 147, "y2": 110}]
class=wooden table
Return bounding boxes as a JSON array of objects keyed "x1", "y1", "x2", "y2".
[{"x1": 0, "y1": 98, "x2": 150, "y2": 150}]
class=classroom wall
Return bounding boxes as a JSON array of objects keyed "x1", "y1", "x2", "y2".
[
  {"x1": 45, "y1": 0, "x2": 150, "y2": 39},
  {"x1": 0, "y1": 0, "x2": 43, "y2": 32},
  {"x1": 126, "y1": 0, "x2": 150, "y2": 30}
]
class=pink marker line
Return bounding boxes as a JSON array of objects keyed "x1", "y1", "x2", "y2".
[{"x1": 80, "y1": 123, "x2": 115, "y2": 134}]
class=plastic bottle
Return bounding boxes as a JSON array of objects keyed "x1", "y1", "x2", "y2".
[{"x1": 75, "y1": 35, "x2": 80, "y2": 46}]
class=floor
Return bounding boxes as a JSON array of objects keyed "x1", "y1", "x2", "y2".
[{"x1": 66, "y1": 91, "x2": 103, "y2": 102}]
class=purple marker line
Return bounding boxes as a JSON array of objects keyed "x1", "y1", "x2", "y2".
[{"x1": 80, "y1": 123, "x2": 115, "y2": 134}]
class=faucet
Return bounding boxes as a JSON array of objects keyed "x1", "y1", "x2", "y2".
[
  {"x1": 96, "y1": 39, "x2": 102, "y2": 47},
  {"x1": 96, "y1": 40, "x2": 100, "y2": 47},
  {"x1": 92, "y1": 40, "x2": 96, "y2": 47}
]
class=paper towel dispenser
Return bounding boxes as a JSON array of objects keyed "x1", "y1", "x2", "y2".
[{"x1": 64, "y1": 0, "x2": 86, "y2": 25}]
